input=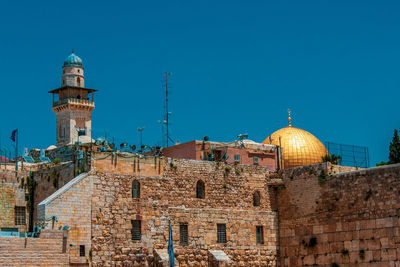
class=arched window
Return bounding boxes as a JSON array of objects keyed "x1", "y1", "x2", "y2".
[
  {"x1": 77, "y1": 77, "x2": 81, "y2": 87},
  {"x1": 132, "y1": 180, "x2": 140, "y2": 198},
  {"x1": 253, "y1": 191, "x2": 261, "y2": 207},
  {"x1": 196, "y1": 180, "x2": 205, "y2": 199}
]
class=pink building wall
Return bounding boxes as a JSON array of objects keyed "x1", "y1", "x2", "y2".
[{"x1": 162, "y1": 140, "x2": 278, "y2": 171}]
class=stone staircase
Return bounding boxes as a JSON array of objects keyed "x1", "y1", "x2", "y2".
[{"x1": 0, "y1": 231, "x2": 69, "y2": 266}]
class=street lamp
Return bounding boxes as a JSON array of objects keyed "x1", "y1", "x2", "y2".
[
  {"x1": 158, "y1": 120, "x2": 167, "y2": 147},
  {"x1": 137, "y1": 127, "x2": 145, "y2": 153}
]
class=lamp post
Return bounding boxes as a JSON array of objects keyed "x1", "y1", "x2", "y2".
[
  {"x1": 137, "y1": 127, "x2": 145, "y2": 153},
  {"x1": 158, "y1": 120, "x2": 167, "y2": 147}
]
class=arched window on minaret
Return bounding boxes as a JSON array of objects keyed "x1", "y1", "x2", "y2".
[{"x1": 77, "y1": 77, "x2": 81, "y2": 87}]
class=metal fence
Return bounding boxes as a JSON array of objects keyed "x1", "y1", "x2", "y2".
[{"x1": 325, "y1": 142, "x2": 369, "y2": 168}]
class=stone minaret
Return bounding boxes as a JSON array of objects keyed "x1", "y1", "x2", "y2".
[{"x1": 49, "y1": 51, "x2": 97, "y2": 146}]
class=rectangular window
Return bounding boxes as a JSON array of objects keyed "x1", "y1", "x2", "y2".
[
  {"x1": 234, "y1": 154, "x2": 240, "y2": 162},
  {"x1": 253, "y1": 157, "x2": 259, "y2": 165},
  {"x1": 256, "y1": 226, "x2": 264, "y2": 244},
  {"x1": 14, "y1": 206, "x2": 26, "y2": 226},
  {"x1": 131, "y1": 220, "x2": 141, "y2": 240},
  {"x1": 179, "y1": 223, "x2": 188, "y2": 245},
  {"x1": 79, "y1": 245, "x2": 85, "y2": 257},
  {"x1": 217, "y1": 224, "x2": 227, "y2": 243}
]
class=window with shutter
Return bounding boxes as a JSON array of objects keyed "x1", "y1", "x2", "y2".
[
  {"x1": 196, "y1": 180, "x2": 205, "y2": 199},
  {"x1": 14, "y1": 206, "x2": 26, "y2": 225},
  {"x1": 132, "y1": 180, "x2": 140, "y2": 198},
  {"x1": 180, "y1": 223, "x2": 188, "y2": 245},
  {"x1": 253, "y1": 191, "x2": 261, "y2": 207},
  {"x1": 131, "y1": 220, "x2": 141, "y2": 240},
  {"x1": 217, "y1": 224, "x2": 227, "y2": 243},
  {"x1": 256, "y1": 226, "x2": 264, "y2": 244},
  {"x1": 79, "y1": 245, "x2": 85, "y2": 257}
]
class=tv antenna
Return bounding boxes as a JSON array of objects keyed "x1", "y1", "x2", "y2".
[{"x1": 162, "y1": 72, "x2": 174, "y2": 147}]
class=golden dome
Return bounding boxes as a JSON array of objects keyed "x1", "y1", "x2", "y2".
[{"x1": 263, "y1": 111, "x2": 328, "y2": 169}]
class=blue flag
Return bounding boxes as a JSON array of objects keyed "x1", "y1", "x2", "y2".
[
  {"x1": 10, "y1": 129, "x2": 17, "y2": 142},
  {"x1": 168, "y1": 219, "x2": 174, "y2": 267}
]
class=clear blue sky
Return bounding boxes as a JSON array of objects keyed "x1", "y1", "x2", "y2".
[{"x1": 0, "y1": 0, "x2": 399, "y2": 166}]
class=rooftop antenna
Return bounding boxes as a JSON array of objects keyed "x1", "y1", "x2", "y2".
[{"x1": 162, "y1": 72, "x2": 174, "y2": 147}]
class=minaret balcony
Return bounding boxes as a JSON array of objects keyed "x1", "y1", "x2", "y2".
[{"x1": 53, "y1": 98, "x2": 95, "y2": 108}]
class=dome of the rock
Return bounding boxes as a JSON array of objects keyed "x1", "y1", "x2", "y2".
[{"x1": 263, "y1": 112, "x2": 328, "y2": 169}]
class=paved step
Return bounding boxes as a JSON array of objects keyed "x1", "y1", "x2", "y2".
[{"x1": 0, "y1": 235, "x2": 68, "y2": 266}]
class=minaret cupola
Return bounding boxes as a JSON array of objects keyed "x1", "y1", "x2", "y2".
[{"x1": 62, "y1": 50, "x2": 84, "y2": 87}]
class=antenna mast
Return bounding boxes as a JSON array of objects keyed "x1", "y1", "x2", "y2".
[{"x1": 162, "y1": 72, "x2": 174, "y2": 147}]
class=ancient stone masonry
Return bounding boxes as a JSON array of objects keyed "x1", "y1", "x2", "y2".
[
  {"x1": 0, "y1": 169, "x2": 31, "y2": 232},
  {"x1": 30, "y1": 162, "x2": 75, "y2": 224},
  {"x1": 278, "y1": 162, "x2": 400, "y2": 266},
  {"x1": 0, "y1": 180, "x2": 26, "y2": 232},
  {"x1": 0, "y1": 162, "x2": 76, "y2": 233},
  {"x1": 90, "y1": 154, "x2": 280, "y2": 266},
  {"x1": 38, "y1": 173, "x2": 93, "y2": 265}
]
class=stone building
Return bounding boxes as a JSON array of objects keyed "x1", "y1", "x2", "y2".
[
  {"x1": 38, "y1": 153, "x2": 281, "y2": 266},
  {"x1": 33, "y1": 153, "x2": 400, "y2": 266},
  {"x1": 162, "y1": 139, "x2": 280, "y2": 171}
]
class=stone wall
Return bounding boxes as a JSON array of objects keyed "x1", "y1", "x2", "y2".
[
  {"x1": 0, "y1": 162, "x2": 77, "y2": 233},
  {"x1": 38, "y1": 172, "x2": 92, "y2": 265},
  {"x1": 31, "y1": 162, "x2": 75, "y2": 223},
  {"x1": 0, "y1": 229, "x2": 68, "y2": 266},
  {"x1": 278, "y1": 162, "x2": 400, "y2": 266},
  {"x1": 0, "y1": 170, "x2": 27, "y2": 232},
  {"x1": 0, "y1": 182, "x2": 26, "y2": 232},
  {"x1": 90, "y1": 153, "x2": 279, "y2": 266}
]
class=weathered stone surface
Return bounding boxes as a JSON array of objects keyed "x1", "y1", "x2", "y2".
[
  {"x1": 91, "y1": 154, "x2": 279, "y2": 266},
  {"x1": 278, "y1": 162, "x2": 400, "y2": 266}
]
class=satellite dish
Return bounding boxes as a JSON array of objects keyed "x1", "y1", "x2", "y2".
[
  {"x1": 203, "y1": 136, "x2": 209, "y2": 141},
  {"x1": 120, "y1": 142, "x2": 128, "y2": 149},
  {"x1": 238, "y1": 133, "x2": 249, "y2": 140}
]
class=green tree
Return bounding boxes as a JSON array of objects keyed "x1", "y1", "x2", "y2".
[
  {"x1": 389, "y1": 129, "x2": 400, "y2": 164},
  {"x1": 376, "y1": 161, "x2": 387, "y2": 167}
]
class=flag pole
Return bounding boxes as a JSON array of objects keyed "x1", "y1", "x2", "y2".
[
  {"x1": 15, "y1": 129, "x2": 18, "y2": 172},
  {"x1": 168, "y1": 217, "x2": 175, "y2": 267}
]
